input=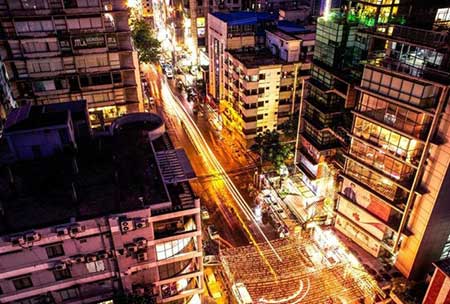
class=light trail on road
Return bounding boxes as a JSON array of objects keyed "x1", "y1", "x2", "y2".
[{"x1": 159, "y1": 79, "x2": 283, "y2": 275}]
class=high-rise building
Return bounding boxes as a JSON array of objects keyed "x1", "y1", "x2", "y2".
[
  {"x1": 220, "y1": 27, "x2": 313, "y2": 145},
  {"x1": 0, "y1": 107, "x2": 203, "y2": 303},
  {"x1": 0, "y1": 0, "x2": 144, "y2": 127},
  {"x1": 337, "y1": 24, "x2": 450, "y2": 279},
  {"x1": 207, "y1": 11, "x2": 277, "y2": 102},
  {"x1": 296, "y1": 0, "x2": 450, "y2": 280}
]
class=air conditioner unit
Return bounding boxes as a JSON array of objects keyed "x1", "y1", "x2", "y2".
[
  {"x1": 56, "y1": 227, "x2": 69, "y2": 236},
  {"x1": 134, "y1": 218, "x2": 148, "y2": 229},
  {"x1": 54, "y1": 263, "x2": 67, "y2": 271},
  {"x1": 126, "y1": 244, "x2": 138, "y2": 253},
  {"x1": 86, "y1": 255, "x2": 97, "y2": 262},
  {"x1": 25, "y1": 232, "x2": 41, "y2": 243},
  {"x1": 120, "y1": 220, "x2": 134, "y2": 233},
  {"x1": 10, "y1": 236, "x2": 25, "y2": 246},
  {"x1": 136, "y1": 251, "x2": 148, "y2": 262},
  {"x1": 97, "y1": 252, "x2": 110, "y2": 260},
  {"x1": 135, "y1": 238, "x2": 148, "y2": 248},
  {"x1": 72, "y1": 255, "x2": 85, "y2": 263},
  {"x1": 69, "y1": 225, "x2": 85, "y2": 236}
]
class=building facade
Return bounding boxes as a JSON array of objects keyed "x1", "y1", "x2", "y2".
[
  {"x1": 220, "y1": 27, "x2": 313, "y2": 145},
  {"x1": 0, "y1": 0, "x2": 144, "y2": 127},
  {"x1": 0, "y1": 111, "x2": 203, "y2": 304},
  {"x1": 336, "y1": 24, "x2": 450, "y2": 279},
  {"x1": 296, "y1": 0, "x2": 450, "y2": 280},
  {"x1": 207, "y1": 11, "x2": 277, "y2": 101}
]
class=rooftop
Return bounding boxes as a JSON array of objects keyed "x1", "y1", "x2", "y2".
[
  {"x1": 228, "y1": 48, "x2": 286, "y2": 68},
  {"x1": 276, "y1": 20, "x2": 309, "y2": 34},
  {"x1": 434, "y1": 258, "x2": 450, "y2": 277},
  {"x1": 0, "y1": 116, "x2": 196, "y2": 235},
  {"x1": 4, "y1": 101, "x2": 88, "y2": 133},
  {"x1": 211, "y1": 11, "x2": 277, "y2": 26}
]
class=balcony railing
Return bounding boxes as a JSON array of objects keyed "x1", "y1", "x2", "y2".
[
  {"x1": 364, "y1": 52, "x2": 450, "y2": 85},
  {"x1": 360, "y1": 24, "x2": 449, "y2": 50}
]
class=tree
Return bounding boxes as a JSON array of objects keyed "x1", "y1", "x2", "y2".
[
  {"x1": 278, "y1": 112, "x2": 299, "y2": 140},
  {"x1": 131, "y1": 19, "x2": 161, "y2": 64},
  {"x1": 250, "y1": 130, "x2": 292, "y2": 170}
]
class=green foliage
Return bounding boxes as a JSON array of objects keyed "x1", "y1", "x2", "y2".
[
  {"x1": 278, "y1": 113, "x2": 299, "y2": 140},
  {"x1": 113, "y1": 292, "x2": 156, "y2": 304},
  {"x1": 250, "y1": 130, "x2": 292, "y2": 170},
  {"x1": 131, "y1": 19, "x2": 161, "y2": 64}
]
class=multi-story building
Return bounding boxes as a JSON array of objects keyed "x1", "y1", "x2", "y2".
[
  {"x1": 296, "y1": 0, "x2": 450, "y2": 280},
  {"x1": 207, "y1": 11, "x2": 277, "y2": 102},
  {"x1": 220, "y1": 26, "x2": 313, "y2": 145},
  {"x1": 0, "y1": 58, "x2": 16, "y2": 129},
  {"x1": 0, "y1": 107, "x2": 203, "y2": 303},
  {"x1": 0, "y1": 0, "x2": 144, "y2": 127},
  {"x1": 336, "y1": 24, "x2": 450, "y2": 280}
]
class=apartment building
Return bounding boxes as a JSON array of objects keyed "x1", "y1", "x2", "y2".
[
  {"x1": 0, "y1": 58, "x2": 15, "y2": 128},
  {"x1": 220, "y1": 26, "x2": 313, "y2": 145},
  {"x1": 207, "y1": 11, "x2": 277, "y2": 101},
  {"x1": 0, "y1": 0, "x2": 144, "y2": 127},
  {"x1": 0, "y1": 108, "x2": 203, "y2": 303},
  {"x1": 336, "y1": 24, "x2": 450, "y2": 280}
]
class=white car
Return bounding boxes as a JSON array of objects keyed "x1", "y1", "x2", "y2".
[{"x1": 165, "y1": 69, "x2": 173, "y2": 79}]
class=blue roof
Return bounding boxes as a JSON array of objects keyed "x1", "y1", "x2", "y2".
[
  {"x1": 276, "y1": 20, "x2": 307, "y2": 33},
  {"x1": 211, "y1": 11, "x2": 277, "y2": 26}
]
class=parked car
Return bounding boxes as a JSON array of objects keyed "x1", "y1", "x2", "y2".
[{"x1": 207, "y1": 225, "x2": 219, "y2": 240}]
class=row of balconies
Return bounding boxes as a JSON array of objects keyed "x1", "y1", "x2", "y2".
[{"x1": 0, "y1": 0, "x2": 128, "y2": 16}]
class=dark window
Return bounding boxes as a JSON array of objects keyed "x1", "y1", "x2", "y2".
[
  {"x1": 13, "y1": 277, "x2": 33, "y2": 290},
  {"x1": 46, "y1": 244, "x2": 65, "y2": 258},
  {"x1": 59, "y1": 287, "x2": 79, "y2": 300},
  {"x1": 259, "y1": 74, "x2": 265, "y2": 80},
  {"x1": 258, "y1": 88, "x2": 265, "y2": 94},
  {"x1": 53, "y1": 268, "x2": 72, "y2": 281},
  {"x1": 257, "y1": 101, "x2": 264, "y2": 107},
  {"x1": 0, "y1": 285, "x2": 2, "y2": 295},
  {"x1": 112, "y1": 72, "x2": 122, "y2": 83}
]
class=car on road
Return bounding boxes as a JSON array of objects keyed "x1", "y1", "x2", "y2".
[
  {"x1": 165, "y1": 68, "x2": 173, "y2": 79},
  {"x1": 207, "y1": 225, "x2": 219, "y2": 240},
  {"x1": 201, "y1": 206, "x2": 210, "y2": 220}
]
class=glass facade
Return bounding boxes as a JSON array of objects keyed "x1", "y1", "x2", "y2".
[
  {"x1": 357, "y1": 93, "x2": 432, "y2": 139},
  {"x1": 353, "y1": 116, "x2": 423, "y2": 165}
]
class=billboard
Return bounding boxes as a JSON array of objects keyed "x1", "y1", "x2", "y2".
[
  {"x1": 335, "y1": 214, "x2": 381, "y2": 257},
  {"x1": 337, "y1": 197, "x2": 386, "y2": 240},
  {"x1": 341, "y1": 177, "x2": 391, "y2": 221}
]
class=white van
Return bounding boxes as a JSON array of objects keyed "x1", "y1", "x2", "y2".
[{"x1": 232, "y1": 283, "x2": 253, "y2": 304}]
